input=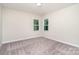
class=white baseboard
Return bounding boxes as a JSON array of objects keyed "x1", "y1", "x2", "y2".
[
  {"x1": 2, "y1": 35, "x2": 41, "y2": 44},
  {"x1": 2, "y1": 35, "x2": 79, "y2": 48},
  {"x1": 44, "y1": 36, "x2": 79, "y2": 48}
]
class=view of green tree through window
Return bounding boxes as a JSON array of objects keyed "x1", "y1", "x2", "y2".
[
  {"x1": 34, "y1": 19, "x2": 39, "y2": 31},
  {"x1": 44, "y1": 18, "x2": 48, "y2": 31}
]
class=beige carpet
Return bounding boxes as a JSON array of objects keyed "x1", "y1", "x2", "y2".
[{"x1": 0, "y1": 37, "x2": 79, "y2": 55}]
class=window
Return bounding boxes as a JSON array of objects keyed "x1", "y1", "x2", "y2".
[
  {"x1": 44, "y1": 18, "x2": 48, "y2": 31},
  {"x1": 34, "y1": 19, "x2": 39, "y2": 31}
]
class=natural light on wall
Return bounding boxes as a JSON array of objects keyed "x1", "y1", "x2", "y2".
[{"x1": 36, "y1": 3, "x2": 42, "y2": 7}]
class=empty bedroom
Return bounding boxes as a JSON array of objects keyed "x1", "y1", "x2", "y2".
[{"x1": 0, "y1": 3, "x2": 79, "y2": 55}]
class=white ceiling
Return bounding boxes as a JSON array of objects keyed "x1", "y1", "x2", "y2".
[{"x1": 2, "y1": 3, "x2": 75, "y2": 15}]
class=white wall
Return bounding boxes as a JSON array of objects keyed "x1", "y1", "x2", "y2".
[
  {"x1": 2, "y1": 7, "x2": 41, "y2": 43},
  {"x1": 43, "y1": 4, "x2": 79, "y2": 47},
  {"x1": 2, "y1": 4, "x2": 79, "y2": 47},
  {"x1": 0, "y1": 5, "x2": 2, "y2": 46}
]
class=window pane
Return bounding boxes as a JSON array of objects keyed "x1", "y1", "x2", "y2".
[
  {"x1": 44, "y1": 26, "x2": 48, "y2": 30},
  {"x1": 34, "y1": 20, "x2": 39, "y2": 25},
  {"x1": 44, "y1": 18, "x2": 48, "y2": 31},
  {"x1": 33, "y1": 19, "x2": 39, "y2": 31},
  {"x1": 34, "y1": 26, "x2": 39, "y2": 31},
  {"x1": 44, "y1": 19, "x2": 48, "y2": 25}
]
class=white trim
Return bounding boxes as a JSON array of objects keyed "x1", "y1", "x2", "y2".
[
  {"x1": 2, "y1": 35, "x2": 79, "y2": 48},
  {"x1": 2, "y1": 35, "x2": 41, "y2": 44},
  {"x1": 44, "y1": 36, "x2": 79, "y2": 48}
]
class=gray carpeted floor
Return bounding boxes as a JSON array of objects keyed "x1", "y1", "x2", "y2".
[{"x1": 0, "y1": 37, "x2": 79, "y2": 55}]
